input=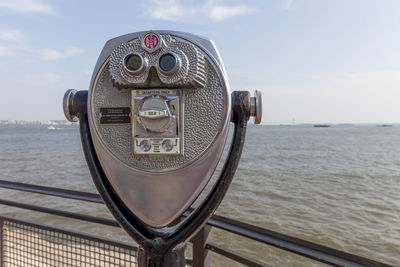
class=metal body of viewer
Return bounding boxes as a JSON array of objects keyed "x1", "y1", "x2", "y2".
[{"x1": 63, "y1": 30, "x2": 262, "y2": 266}]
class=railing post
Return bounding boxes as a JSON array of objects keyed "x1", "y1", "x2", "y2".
[
  {"x1": 0, "y1": 218, "x2": 3, "y2": 267},
  {"x1": 191, "y1": 225, "x2": 211, "y2": 267}
]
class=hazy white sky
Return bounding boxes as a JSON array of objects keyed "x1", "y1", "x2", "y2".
[{"x1": 0, "y1": 0, "x2": 399, "y2": 123}]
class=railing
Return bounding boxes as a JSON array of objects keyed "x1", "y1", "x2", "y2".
[
  {"x1": 0, "y1": 180, "x2": 394, "y2": 267},
  {"x1": 0, "y1": 216, "x2": 138, "y2": 267}
]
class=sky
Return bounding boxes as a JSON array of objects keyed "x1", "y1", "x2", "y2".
[{"x1": 0, "y1": 0, "x2": 399, "y2": 124}]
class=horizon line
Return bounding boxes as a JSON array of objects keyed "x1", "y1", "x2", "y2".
[{"x1": 1, "y1": 119, "x2": 399, "y2": 126}]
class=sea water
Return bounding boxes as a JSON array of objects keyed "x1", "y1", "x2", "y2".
[{"x1": 0, "y1": 124, "x2": 399, "y2": 266}]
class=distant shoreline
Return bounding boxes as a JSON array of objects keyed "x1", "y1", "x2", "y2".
[
  {"x1": 0, "y1": 120, "x2": 75, "y2": 125},
  {"x1": 0, "y1": 120, "x2": 398, "y2": 126}
]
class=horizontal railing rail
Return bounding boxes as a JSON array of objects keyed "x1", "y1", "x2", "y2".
[
  {"x1": 0, "y1": 198, "x2": 119, "y2": 227},
  {"x1": 0, "y1": 215, "x2": 136, "y2": 251},
  {"x1": 206, "y1": 242, "x2": 269, "y2": 267},
  {"x1": 0, "y1": 180, "x2": 103, "y2": 203},
  {"x1": 207, "y1": 215, "x2": 391, "y2": 267},
  {"x1": 0, "y1": 179, "x2": 394, "y2": 267}
]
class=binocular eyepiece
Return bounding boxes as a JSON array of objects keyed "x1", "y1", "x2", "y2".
[{"x1": 110, "y1": 31, "x2": 206, "y2": 90}]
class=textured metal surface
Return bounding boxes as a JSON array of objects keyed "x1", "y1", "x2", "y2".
[
  {"x1": 92, "y1": 60, "x2": 224, "y2": 171},
  {"x1": 79, "y1": 91, "x2": 249, "y2": 265},
  {"x1": 84, "y1": 110, "x2": 228, "y2": 227},
  {"x1": 86, "y1": 31, "x2": 230, "y2": 227},
  {"x1": 110, "y1": 34, "x2": 206, "y2": 89}
]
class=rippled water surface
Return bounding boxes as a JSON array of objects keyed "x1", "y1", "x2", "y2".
[{"x1": 0, "y1": 124, "x2": 399, "y2": 266}]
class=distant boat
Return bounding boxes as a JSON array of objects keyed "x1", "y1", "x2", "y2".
[
  {"x1": 377, "y1": 124, "x2": 392, "y2": 127},
  {"x1": 313, "y1": 124, "x2": 330, "y2": 127},
  {"x1": 48, "y1": 126, "x2": 63, "y2": 130}
]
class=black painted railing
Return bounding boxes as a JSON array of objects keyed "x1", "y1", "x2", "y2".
[{"x1": 0, "y1": 180, "x2": 393, "y2": 267}]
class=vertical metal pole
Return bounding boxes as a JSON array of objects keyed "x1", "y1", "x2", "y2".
[
  {"x1": 164, "y1": 246, "x2": 186, "y2": 267},
  {"x1": 191, "y1": 225, "x2": 211, "y2": 267},
  {"x1": 0, "y1": 218, "x2": 4, "y2": 267},
  {"x1": 137, "y1": 245, "x2": 186, "y2": 267}
]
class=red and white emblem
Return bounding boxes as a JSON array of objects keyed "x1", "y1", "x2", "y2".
[{"x1": 142, "y1": 32, "x2": 161, "y2": 52}]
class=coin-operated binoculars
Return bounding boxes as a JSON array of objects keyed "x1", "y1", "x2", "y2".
[{"x1": 63, "y1": 31, "x2": 262, "y2": 266}]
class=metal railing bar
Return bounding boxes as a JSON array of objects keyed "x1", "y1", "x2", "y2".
[
  {"x1": 0, "y1": 182, "x2": 393, "y2": 267},
  {"x1": 0, "y1": 180, "x2": 103, "y2": 203},
  {"x1": 0, "y1": 215, "x2": 195, "y2": 266},
  {"x1": 0, "y1": 215, "x2": 136, "y2": 251},
  {"x1": 208, "y1": 215, "x2": 392, "y2": 267},
  {"x1": 206, "y1": 242, "x2": 270, "y2": 267},
  {"x1": 0, "y1": 199, "x2": 119, "y2": 227},
  {"x1": 0, "y1": 198, "x2": 319, "y2": 266},
  {"x1": 185, "y1": 258, "x2": 193, "y2": 266}
]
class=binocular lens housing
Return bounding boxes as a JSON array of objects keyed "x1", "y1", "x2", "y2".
[
  {"x1": 157, "y1": 52, "x2": 181, "y2": 76},
  {"x1": 123, "y1": 53, "x2": 145, "y2": 74},
  {"x1": 159, "y1": 53, "x2": 177, "y2": 73},
  {"x1": 125, "y1": 54, "x2": 142, "y2": 71},
  {"x1": 122, "y1": 51, "x2": 180, "y2": 79}
]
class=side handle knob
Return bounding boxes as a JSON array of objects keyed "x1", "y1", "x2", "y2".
[
  {"x1": 63, "y1": 89, "x2": 88, "y2": 122},
  {"x1": 250, "y1": 90, "x2": 262, "y2": 124}
]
